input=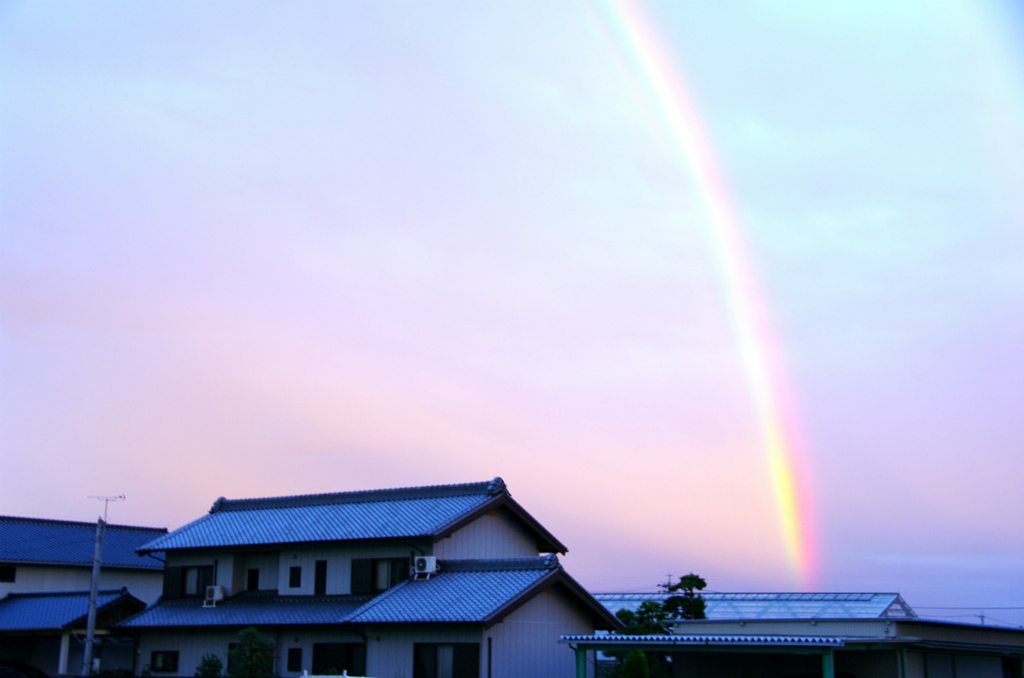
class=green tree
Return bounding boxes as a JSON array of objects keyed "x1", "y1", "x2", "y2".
[
  {"x1": 620, "y1": 651, "x2": 650, "y2": 678},
  {"x1": 615, "y1": 600, "x2": 672, "y2": 635},
  {"x1": 611, "y1": 573, "x2": 708, "y2": 678},
  {"x1": 663, "y1": 573, "x2": 707, "y2": 621},
  {"x1": 228, "y1": 627, "x2": 276, "y2": 678},
  {"x1": 194, "y1": 654, "x2": 223, "y2": 678}
]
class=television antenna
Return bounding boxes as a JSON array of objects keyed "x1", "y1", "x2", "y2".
[{"x1": 88, "y1": 494, "x2": 125, "y2": 522}]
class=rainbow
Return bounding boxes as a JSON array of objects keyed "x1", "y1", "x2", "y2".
[{"x1": 598, "y1": 0, "x2": 819, "y2": 586}]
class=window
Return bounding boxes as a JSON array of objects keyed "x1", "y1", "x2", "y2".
[
  {"x1": 183, "y1": 565, "x2": 214, "y2": 597},
  {"x1": 247, "y1": 568, "x2": 259, "y2": 591},
  {"x1": 289, "y1": 566, "x2": 302, "y2": 589},
  {"x1": 350, "y1": 557, "x2": 409, "y2": 594},
  {"x1": 151, "y1": 651, "x2": 179, "y2": 674},
  {"x1": 312, "y1": 643, "x2": 364, "y2": 676},
  {"x1": 413, "y1": 644, "x2": 479, "y2": 678},
  {"x1": 314, "y1": 560, "x2": 327, "y2": 595},
  {"x1": 0, "y1": 566, "x2": 15, "y2": 583},
  {"x1": 287, "y1": 648, "x2": 302, "y2": 673}
]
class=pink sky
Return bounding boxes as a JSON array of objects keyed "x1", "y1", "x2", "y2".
[{"x1": 2, "y1": 0, "x2": 1023, "y2": 625}]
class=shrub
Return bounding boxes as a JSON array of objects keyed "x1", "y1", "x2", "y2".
[
  {"x1": 194, "y1": 654, "x2": 223, "y2": 678},
  {"x1": 620, "y1": 651, "x2": 650, "y2": 678},
  {"x1": 228, "y1": 627, "x2": 277, "y2": 678}
]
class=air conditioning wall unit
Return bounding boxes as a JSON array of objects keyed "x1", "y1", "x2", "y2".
[
  {"x1": 412, "y1": 556, "x2": 438, "y2": 579},
  {"x1": 203, "y1": 585, "x2": 225, "y2": 607}
]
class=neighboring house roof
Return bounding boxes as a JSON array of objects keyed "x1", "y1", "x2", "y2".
[
  {"x1": 120, "y1": 557, "x2": 623, "y2": 632},
  {"x1": 595, "y1": 592, "x2": 917, "y2": 621},
  {"x1": 138, "y1": 478, "x2": 566, "y2": 554},
  {"x1": 0, "y1": 589, "x2": 145, "y2": 632},
  {"x1": 0, "y1": 516, "x2": 167, "y2": 570},
  {"x1": 561, "y1": 634, "x2": 848, "y2": 648},
  {"x1": 119, "y1": 591, "x2": 373, "y2": 628}
]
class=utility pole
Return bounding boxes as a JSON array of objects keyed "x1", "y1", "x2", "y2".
[
  {"x1": 82, "y1": 495, "x2": 123, "y2": 676},
  {"x1": 82, "y1": 517, "x2": 105, "y2": 676}
]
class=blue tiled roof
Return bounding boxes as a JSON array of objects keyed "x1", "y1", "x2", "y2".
[
  {"x1": 120, "y1": 557, "x2": 620, "y2": 631},
  {"x1": 348, "y1": 556, "x2": 560, "y2": 625},
  {"x1": 139, "y1": 478, "x2": 531, "y2": 552},
  {"x1": 0, "y1": 590, "x2": 127, "y2": 631},
  {"x1": 120, "y1": 591, "x2": 373, "y2": 628},
  {"x1": 0, "y1": 516, "x2": 166, "y2": 570}
]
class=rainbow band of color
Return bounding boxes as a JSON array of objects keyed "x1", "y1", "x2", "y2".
[{"x1": 600, "y1": 0, "x2": 818, "y2": 585}]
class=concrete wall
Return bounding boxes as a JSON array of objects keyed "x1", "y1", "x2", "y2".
[
  {"x1": 0, "y1": 564, "x2": 163, "y2": 604},
  {"x1": 487, "y1": 586, "x2": 594, "y2": 678}
]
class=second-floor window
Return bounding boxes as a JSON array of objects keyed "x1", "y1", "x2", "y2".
[
  {"x1": 0, "y1": 566, "x2": 15, "y2": 583},
  {"x1": 183, "y1": 565, "x2": 214, "y2": 597},
  {"x1": 351, "y1": 557, "x2": 409, "y2": 594},
  {"x1": 289, "y1": 566, "x2": 302, "y2": 589},
  {"x1": 163, "y1": 565, "x2": 214, "y2": 598}
]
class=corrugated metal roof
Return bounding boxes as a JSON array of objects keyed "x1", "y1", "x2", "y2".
[
  {"x1": 0, "y1": 590, "x2": 127, "y2": 631},
  {"x1": 140, "y1": 479, "x2": 509, "y2": 552},
  {"x1": 560, "y1": 634, "x2": 847, "y2": 647},
  {"x1": 0, "y1": 516, "x2": 166, "y2": 570},
  {"x1": 119, "y1": 591, "x2": 373, "y2": 628},
  {"x1": 348, "y1": 556, "x2": 558, "y2": 624},
  {"x1": 595, "y1": 592, "x2": 916, "y2": 620}
]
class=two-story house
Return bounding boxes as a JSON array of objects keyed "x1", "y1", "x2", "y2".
[
  {"x1": 120, "y1": 478, "x2": 621, "y2": 678},
  {"x1": 0, "y1": 516, "x2": 167, "y2": 676}
]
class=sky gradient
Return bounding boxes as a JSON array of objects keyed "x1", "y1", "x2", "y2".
[{"x1": 2, "y1": 1, "x2": 1023, "y2": 626}]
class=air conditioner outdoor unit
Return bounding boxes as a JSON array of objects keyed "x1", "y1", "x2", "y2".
[
  {"x1": 203, "y1": 585, "x2": 225, "y2": 607},
  {"x1": 412, "y1": 556, "x2": 437, "y2": 578}
]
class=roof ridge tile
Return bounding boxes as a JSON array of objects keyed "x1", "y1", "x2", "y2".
[
  {"x1": 0, "y1": 515, "x2": 167, "y2": 533},
  {"x1": 210, "y1": 477, "x2": 506, "y2": 513}
]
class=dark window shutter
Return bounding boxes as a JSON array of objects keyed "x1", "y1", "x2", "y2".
[
  {"x1": 350, "y1": 645, "x2": 366, "y2": 677},
  {"x1": 287, "y1": 648, "x2": 302, "y2": 672},
  {"x1": 350, "y1": 559, "x2": 372, "y2": 595},
  {"x1": 390, "y1": 557, "x2": 409, "y2": 587},
  {"x1": 198, "y1": 566, "x2": 214, "y2": 594},
  {"x1": 453, "y1": 644, "x2": 480, "y2": 678},
  {"x1": 315, "y1": 560, "x2": 327, "y2": 595},
  {"x1": 162, "y1": 567, "x2": 182, "y2": 598},
  {"x1": 413, "y1": 645, "x2": 435, "y2": 678}
]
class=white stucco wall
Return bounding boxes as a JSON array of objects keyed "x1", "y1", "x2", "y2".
[{"x1": 433, "y1": 512, "x2": 539, "y2": 560}]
